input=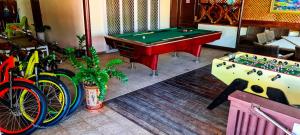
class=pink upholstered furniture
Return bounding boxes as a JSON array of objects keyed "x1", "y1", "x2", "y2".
[{"x1": 227, "y1": 91, "x2": 300, "y2": 135}]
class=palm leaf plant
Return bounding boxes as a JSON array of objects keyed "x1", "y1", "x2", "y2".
[
  {"x1": 66, "y1": 46, "x2": 127, "y2": 101},
  {"x1": 76, "y1": 34, "x2": 86, "y2": 50},
  {"x1": 75, "y1": 34, "x2": 86, "y2": 57}
]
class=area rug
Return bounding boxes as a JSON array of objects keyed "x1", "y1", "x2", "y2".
[{"x1": 106, "y1": 65, "x2": 229, "y2": 135}]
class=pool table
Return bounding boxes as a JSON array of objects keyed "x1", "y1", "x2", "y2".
[{"x1": 104, "y1": 27, "x2": 222, "y2": 76}]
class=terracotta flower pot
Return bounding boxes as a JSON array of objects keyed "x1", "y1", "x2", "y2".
[{"x1": 84, "y1": 85, "x2": 103, "y2": 112}]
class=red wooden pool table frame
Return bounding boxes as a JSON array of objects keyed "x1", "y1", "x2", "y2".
[{"x1": 104, "y1": 32, "x2": 222, "y2": 75}]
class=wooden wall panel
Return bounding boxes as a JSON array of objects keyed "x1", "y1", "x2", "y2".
[
  {"x1": 170, "y1": 0, "x2": 300, "y2": 29},
  {"x1": 170, "y1": 0, "x2": 179, "y2": 27}
]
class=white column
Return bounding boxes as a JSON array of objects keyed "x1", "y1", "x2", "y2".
[
  {"x1": 157, "y1": 0, "x2": 161, "y2": 29},
  {"x1": 103, "y1": 0, "x2": 108, "y2": 35},
  {"x1": 119, "y1": 0, "x2": 124, "y2": 34},
  {"x1": 147, "y1": 0, "x2": 151, "y2": 30},
  {"x1": 134, "y1": 0, "x2": 138, "y2": 32}
]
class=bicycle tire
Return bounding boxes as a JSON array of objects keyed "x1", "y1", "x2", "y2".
[
  {"x1": 0, "y1": 81, "x2": 47, "y2": 135},
  {"x1": 52, "y1": 69, "x2": 84, "y2": 115},
  {"x1": 22, "y1": 75, "x2": 71, "y2": 127}
]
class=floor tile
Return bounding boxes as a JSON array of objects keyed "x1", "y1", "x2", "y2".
[{"x1": 34, "y1": 47, "x2": 228, "y2": 134}]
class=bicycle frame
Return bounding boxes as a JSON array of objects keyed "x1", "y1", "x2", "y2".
[
  {"x1": 0, "y1": 56, "x2": 15, "y2": 83},
  {"x1": 0, "y1": 56, "x2": 34, "y2": 85},
  {"x1": 24, "y1": 50, "x2": 39, "y2": 78},
  {"x1": 0, "y1": 56, "x2": 34, "y2": 104},
  {"x1": 23, "y1": 50, "x2": 57, "y2": 80}
]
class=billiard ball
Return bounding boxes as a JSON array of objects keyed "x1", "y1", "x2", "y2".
[{"x1": 142, "y1": 36, "x2": 146, "y2": 39}]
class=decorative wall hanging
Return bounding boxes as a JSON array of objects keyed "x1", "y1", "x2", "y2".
[
  {"x1": 194, "y1": 0, "x2": 241, "y2": 26},
  {"x1": 270, "y1": 0, "x2": 300, "y2": 14}
]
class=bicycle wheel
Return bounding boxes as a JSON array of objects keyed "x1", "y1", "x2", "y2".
[
  {"x1": 53, "y1": 69, "x2": 84, "y2": 115},
  {"x1": 20, "y1": 75, "x2": 71, "y2": 127},
  {"x1": 0, "y1": 81, "x2": 47, "y2": 135}
]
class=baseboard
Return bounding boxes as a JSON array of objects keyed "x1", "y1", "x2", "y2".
[
  {"x1": 105, "y1": 49, "x2": 119, "y2": 53},
  {"x1": 203, "y1": 44, "x2": 237, "y2": 52}
]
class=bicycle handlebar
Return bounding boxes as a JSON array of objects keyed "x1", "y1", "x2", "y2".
[
  {"x1": 0, "y1": 32, "x2": 29, "y2": 59},
  {"x1": 19, "y1": 29, "x2": 63, "y2": 54},
  {"x1": 2, "y1": 29, "x2": 66, "y2": 55},
  {"x1": 0, "y1": 33, "x2": 8, "y2": 40}
]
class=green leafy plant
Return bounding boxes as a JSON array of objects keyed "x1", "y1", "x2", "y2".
[
  {"x1": 66, "y1": 46, "x2": 128, "y2": 101},
  {"x1": 76, "y1": 34, "x2": 86, "y2": 50}
]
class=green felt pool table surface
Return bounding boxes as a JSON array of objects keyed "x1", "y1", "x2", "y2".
[{"x1": 112, "y1": 27, "x2": 218, "y2": 45}]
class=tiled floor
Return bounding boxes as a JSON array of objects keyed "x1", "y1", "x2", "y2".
[{"x1": 33, "y1": 47, "x2": 228, "y2": 135}]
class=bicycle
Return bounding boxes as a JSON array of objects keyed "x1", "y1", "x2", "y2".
[
  {"x1": 0, "y1": 32, "x2": 71, "y2": 127},
  {"x1": 40, "y1": 53, "x2": 84, "y2": 115},
  {"x1": 22, "y1": 31, "x2": 84, "y2": 116},
  {"x1": 0, "y1": 55, "x2": 47, "y2": 135}
]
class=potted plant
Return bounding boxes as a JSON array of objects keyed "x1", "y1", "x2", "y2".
[
  {"x1": 75, "y1": 34, "x2": 86, "y2": 58},
  {"x1": 66, "y1": 46, "x2": 128, "y2": 112}
]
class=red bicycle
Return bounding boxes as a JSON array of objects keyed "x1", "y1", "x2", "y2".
[{"x1": 0, "y1": 55, "x2": 47, "y2": 134}]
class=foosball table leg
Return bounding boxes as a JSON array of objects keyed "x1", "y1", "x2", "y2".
[
  {"x1": 267, "y1": 87, "x2": 289, "y2": 105},
  {"x1": 207, "y1": 79, "x2": 249, "y2": 110}
]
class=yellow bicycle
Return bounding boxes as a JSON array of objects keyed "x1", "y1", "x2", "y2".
[{"x1": 19, "y1": 49, "x2": 71, "y2": 127}]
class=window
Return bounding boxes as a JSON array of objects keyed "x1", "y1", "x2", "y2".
[{"x1": 106, "y1": 0, "x2": 159, "y2": 35}]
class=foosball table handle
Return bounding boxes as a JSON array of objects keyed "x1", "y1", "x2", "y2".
[
  {"x1": 271, "y1": 74, "x2": 281, "y2": 81},
  {"x1": 217, "y1": 62, "x2": 226, "y2": 67},
  {"x1": 247, "y1": 69, "x2": 256, "y2": 75},
  {"x1": 257, "y1": 71, "x2": 263, "y2": 76},
  {"x1": 226, "y1": 64, "x2": 235, "y2": 69}
]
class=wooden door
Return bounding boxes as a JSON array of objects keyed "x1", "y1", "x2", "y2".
[
  {"x1": 178, "y1": 0, "x2": 197, "y2": 27},
  {"x1": 170, "y1": 0, "x2": 197, "y2": 28}
]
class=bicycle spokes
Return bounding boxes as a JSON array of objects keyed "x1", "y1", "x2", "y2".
[
  {"x1": 0, "y1": 87, "x2": 40, "y2": 133},
  {"x1": 38, "y1": 81, "x2": 64, "y2": 122}
]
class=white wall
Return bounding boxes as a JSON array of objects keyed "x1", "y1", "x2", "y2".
[
  {"x1": 89, "y1": 0, "x2": 108, "y2": 52},
  {"x1": 198, "y1": 24, "x2": 247, "y2": 48},
  {"x1": 39, "y1": 0, "x2": 85, "y2": 49},
  {"x1": 16, "y1": 0, "x2": 34, "y2": 27},
  {"x1": 159, "y1": 0, "x2": 170, "y2": 29},
  {"x1": 17, "y1": 0, "x2": 171, "y2": 52}
]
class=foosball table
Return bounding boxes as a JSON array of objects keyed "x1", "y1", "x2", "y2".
[{"x1": 207, "y1": 52, "x2": 300, "y2": 109}]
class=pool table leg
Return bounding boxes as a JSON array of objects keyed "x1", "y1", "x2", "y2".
[
  {"x1": 129, "y1": 62, "x2": 136, "y2": 69},
  {"x1": 172, "y1": 52, "x2": 179, "y2": 57},
  {"x1": 130, "y1": 55, "x2": 159, "y2": 76},
  {"x1": 150, "y1": 70, "x2": 158, "y2": 77},
  {"x1": 194, "y1": 57, "x2": 200, "y2": 63}
]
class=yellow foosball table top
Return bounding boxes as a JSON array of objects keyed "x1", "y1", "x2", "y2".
[{"x1": 212, "y1": 52, "x2": 300, "y2": 106}]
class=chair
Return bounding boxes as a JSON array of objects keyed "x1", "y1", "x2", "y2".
[
  {"x1": 253, "y1": 44, "x2": 294, "y2": 59},
  {"x1": 238, "y1": 26, "x2": 265, "y2": 52},
  {"x1": 240, "y1": 26, "x2": 265, "y2": 42},
  {"x1": 4, "y1": 16, "x2": 29, "y2": 38},
  {"x1": 270, "y1": 28, "x2": 289, "y2": 40},
  {"x1": 255, "y1": 32, "x2": 268, "y2": 45},
  {"x1": 265, "y1": 30, "x2": 275, "y2": 42},
  {"x1": 294, "y1": 46, "x2": 300, "y2": 61},
  {"x1": 253, "y1": 44, "x2": 279, "y2": 57}
]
